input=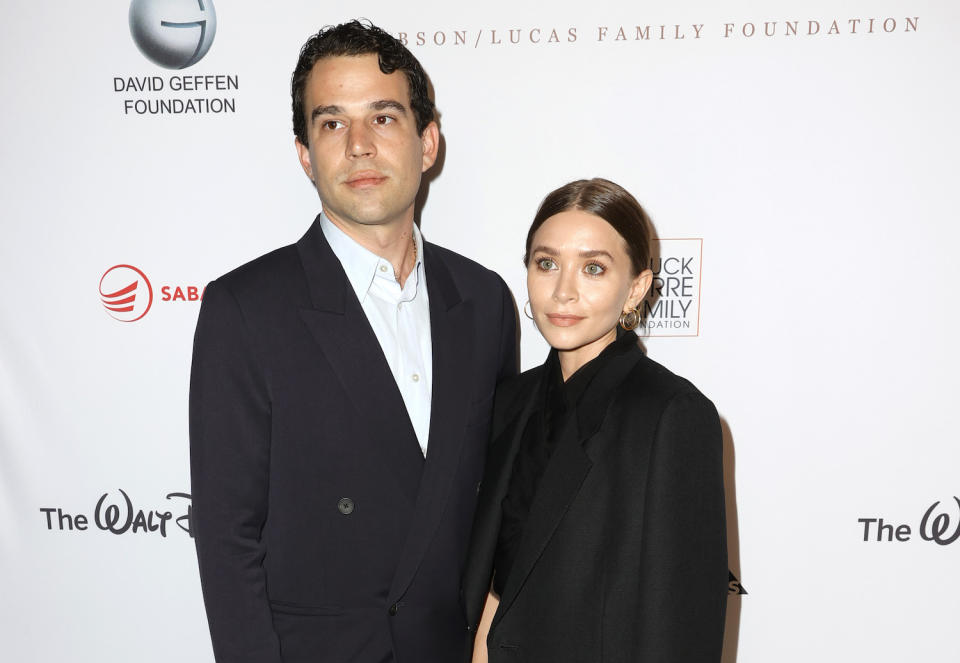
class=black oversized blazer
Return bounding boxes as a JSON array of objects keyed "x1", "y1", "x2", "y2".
[
  {"x1": 462, "y1": 344, "x2": 727, "y2": 663},
  {"x1": 189, "y1": 217, "x2": 517, "y2": 663}
]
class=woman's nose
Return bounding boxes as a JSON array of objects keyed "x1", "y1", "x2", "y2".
[{"x1": 552, "y1": 268, "x2": 578, "y2": 303}]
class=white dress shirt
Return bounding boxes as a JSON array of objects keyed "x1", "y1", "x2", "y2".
[{"x1": 319, "y1": 213, "x2": 433, "y2": 455}]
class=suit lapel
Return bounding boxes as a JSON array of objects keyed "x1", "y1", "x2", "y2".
[
  {"x1": 388, "y1": 242, "x2": 474, "y2": 602},
  {"x1": 295, "y1": 218, "x2": 424, "y2": 505}
]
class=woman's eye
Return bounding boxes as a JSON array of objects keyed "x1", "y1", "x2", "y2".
[
  {"x1": 584, "y1": 263, "x2": 605, "y2": 275},
  {"x1": 536, "y1": 258, "x2": 557, "y2": 271}
]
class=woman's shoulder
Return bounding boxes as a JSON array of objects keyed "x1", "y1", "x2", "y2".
[{"x1": 618, "y1": 347, "x2": 717, "y2": 415}]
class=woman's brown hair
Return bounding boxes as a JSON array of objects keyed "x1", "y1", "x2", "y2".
[{"x1": 524, "y1": 178, "x2": 651, "y2": 276}]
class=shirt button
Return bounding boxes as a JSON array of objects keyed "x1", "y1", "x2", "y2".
[
  {"x1": 379, "y1": 264, "x2": 388, "y2": 273},
  {"x1": 397, "y1": 303, "x2": 402, "y2": 311},
  {"x1": 337, "y1": 498, "x2": 355, "y2": 515},
  {"x1": 411, "y1": 374, "x2": 420, "y2": 382},
  {"x1": 388, "y1": 603, "x2": 399, "y2": 616}
]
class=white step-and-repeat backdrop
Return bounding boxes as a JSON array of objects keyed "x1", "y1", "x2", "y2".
[{"x1": 2, "y1": 1, "x2": 958, "y2": 661}]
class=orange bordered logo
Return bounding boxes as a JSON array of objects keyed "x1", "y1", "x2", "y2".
[{"x1": 640, "y1": 238, "x2": 703, "y2": 338}]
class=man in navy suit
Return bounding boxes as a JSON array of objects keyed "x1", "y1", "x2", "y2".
[{"x1": 189, "y1": 20, "x2": 517, "y2": 663}]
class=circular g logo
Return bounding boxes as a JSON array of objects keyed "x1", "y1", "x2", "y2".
[{"x1": 129, "y1": 0, "x2": 217, "y2": 70}]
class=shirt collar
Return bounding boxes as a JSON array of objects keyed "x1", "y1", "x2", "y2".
[{"x1": 319, "y1": 211, "x2": 425, "y2": 301}]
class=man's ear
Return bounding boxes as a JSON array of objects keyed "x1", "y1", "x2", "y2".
[
  {"x1": 295, "y1": 137, "x2": 314, "y2": 182},
  {"x1": 420, "y1": 121, "x2": 440, "y2": 172}
]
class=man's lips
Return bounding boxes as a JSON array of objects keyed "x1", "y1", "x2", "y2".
[
  {"x1": 546, "y1": 314, "x2": 585, "y2": 327},
  {"x1": 345, "y1": 171, "x2": 387, "y2": 188}
]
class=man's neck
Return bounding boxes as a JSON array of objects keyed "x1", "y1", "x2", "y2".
[{"x1": 324, "y1": 210, "x2": 418, "y2": 286}]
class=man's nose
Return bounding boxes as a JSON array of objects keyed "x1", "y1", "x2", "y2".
[{"x1": 346, "y1": 123, "x2": 375, "y2": 159}]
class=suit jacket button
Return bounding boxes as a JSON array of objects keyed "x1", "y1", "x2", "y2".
[
  {"x1": 388, "y1": 603, "x2": 399, "y2": 616},
  {"x1": 337, "y1": 498, "x2": 354, "y2": 515}
]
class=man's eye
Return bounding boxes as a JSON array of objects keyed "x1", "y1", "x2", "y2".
[
  {"x1": 322, "y1": 120, "x2": 344, "y2": 130},
  {"x1": 537, "y1": 258, "x2": 557, "y2": 271},
  {"x1": 584, "y1": 263, "x2": 605, "y2": 276},
  {"x1": 374, "y1": 115, "x2": 395, "y2": 125}
]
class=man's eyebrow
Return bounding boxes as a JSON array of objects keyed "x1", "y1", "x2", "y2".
[
  {"x1": 310, "y1": 104, "x2": 343, "y2": 121},
  {"x1": 369, "y1": 99, "x2": 408, "y2": 114},
  {"x1": 309, "y1": 100, "x2": 408, "y2": 123}
]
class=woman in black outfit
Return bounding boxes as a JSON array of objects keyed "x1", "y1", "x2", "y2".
[{"x1": 463, "y1": 178, "x2": 727, "y2": 663}]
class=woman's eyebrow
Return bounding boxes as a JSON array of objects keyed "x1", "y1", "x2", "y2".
[{"x1": 578, "y1": 249, "x2": 614, "y2": 261}]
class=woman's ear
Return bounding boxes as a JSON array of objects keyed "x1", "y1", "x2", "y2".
[{"x1": 625, "y1": 269, "x2": 653, "y2": 311}]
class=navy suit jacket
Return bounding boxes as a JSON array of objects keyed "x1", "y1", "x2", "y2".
[{"x1": 190, "y1": 217, "x2": 517, "y2": 663}]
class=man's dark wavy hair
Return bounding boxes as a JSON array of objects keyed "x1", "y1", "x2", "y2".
[{"x1": 291, "y1": 19, "x2": 436, "y2": 145}]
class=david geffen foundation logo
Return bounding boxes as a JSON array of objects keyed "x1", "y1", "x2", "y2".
[
  {"x1": 116, "y1": 0, "x2": 237, "y2": 116},
  {"x1": 129, "y1": 0, "x2": 217, "y2": 70},
  {"x1": 100, "y1": 264, "x2": 154, "y2": 322}
]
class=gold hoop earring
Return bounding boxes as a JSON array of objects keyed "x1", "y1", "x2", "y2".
[
  {"x1": 619, "y1": 307, "x2": 640, "y2": 331},
  {"x1": 523, "y1": 300, "x2": 534, "y2": 320}
]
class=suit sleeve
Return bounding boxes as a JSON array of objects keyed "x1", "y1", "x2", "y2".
[
  {"x1": 189, "y1": 280, "x2": 282, "y2": 663},
  {"x1": 632, "y1": 390, "x2": 728, "y2": 662},
  {"x1": 495, "y1": 275, "x2": 519, "y2": 384}
]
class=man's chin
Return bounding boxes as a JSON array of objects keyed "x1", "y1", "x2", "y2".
[{"x1": 325, "y1": 206, "x2": 411, "y2": 229}]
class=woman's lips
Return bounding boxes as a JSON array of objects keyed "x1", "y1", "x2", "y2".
[{"x1": 546, "y1": 314, "x2": 585, "y2": 327}]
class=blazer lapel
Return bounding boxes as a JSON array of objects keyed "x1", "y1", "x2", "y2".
[
  {"x1": 493, "y1": 411, "x2": 594, "y2": 624},
  {"x1": 295, "y1": 218, "x2": 424, "y2": 505},
  {"x1": 462, "y1": 383, "x2": 542, "y2": 627},
  {"x1": 577, "y1": 348, "x2": 643, "y2": 457},
  {"x1": 388, "y1": 242, "x2": 474, "y2": 603},
  {"x1": 494, "y1": 344, "x2": 646, "y2": 623}
]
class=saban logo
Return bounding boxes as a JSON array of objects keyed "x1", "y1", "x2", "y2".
[
  {"x1": 129, "y1": 0, "x2": 217, "y2": 70},
  {"x1": 99, "y1": 264, "x2": 154, "y2": 322}
]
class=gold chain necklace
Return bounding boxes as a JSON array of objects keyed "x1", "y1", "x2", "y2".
[{"x1": 393, "y1": 233, "x2": 417, "y2": 282}]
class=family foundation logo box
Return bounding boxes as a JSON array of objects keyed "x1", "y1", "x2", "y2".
[{"x1": 641, "y1": 238, "x2": 702, "y2": 338}]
